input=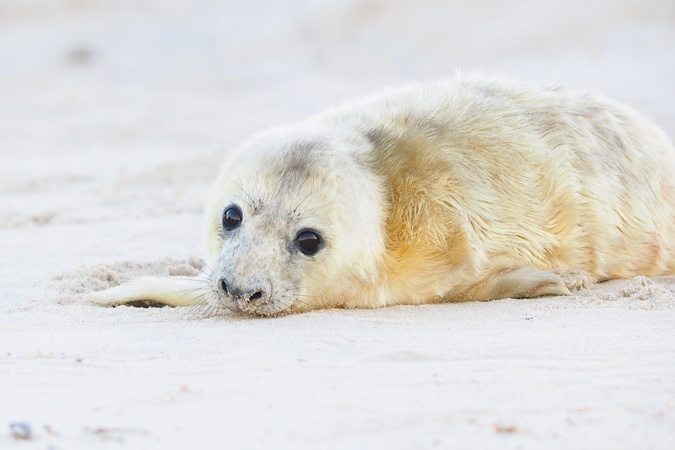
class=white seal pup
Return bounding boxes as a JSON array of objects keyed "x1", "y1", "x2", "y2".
[{"x1": 88, "y1": 73, "x2": 675, "y2": 316}]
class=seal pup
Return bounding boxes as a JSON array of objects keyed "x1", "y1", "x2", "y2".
[{"x1": 88, "y1": 73, "x2": 675, "y2": 316}]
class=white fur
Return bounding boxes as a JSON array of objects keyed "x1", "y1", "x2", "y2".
[{"x1": 88, "y1": 73, "x2": 675, "y2": 316}]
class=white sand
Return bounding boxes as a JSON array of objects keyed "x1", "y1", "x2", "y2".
[{"x1": 1, "y1": 1, "x2": 674, "y2": 448}]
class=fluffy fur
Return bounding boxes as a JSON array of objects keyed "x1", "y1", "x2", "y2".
[{"x1": 88, "y1": 73, "x2": 675, "y2": 316}]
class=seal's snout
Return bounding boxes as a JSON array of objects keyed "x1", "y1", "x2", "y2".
[{"x1": 219, "y1": 276, "x2": 270, "y2": 305}]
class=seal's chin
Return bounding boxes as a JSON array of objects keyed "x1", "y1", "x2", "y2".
[
  {"x1": 210, "y1": 294, "x2": 292, "y2": 317},
  {"x1": 233, "y1": 298, "x2": 289, "y2": 317}
]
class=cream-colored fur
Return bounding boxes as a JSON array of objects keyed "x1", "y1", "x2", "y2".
[{"x1": 88, "y1": 73, "x2": 675, "y2": 316}]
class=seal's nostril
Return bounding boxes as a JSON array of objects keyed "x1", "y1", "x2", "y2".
[
  {"x1": 249, "y1": 291, "x2": 263, "y2": 302},
  {"x1": 219, "y1": 278, "x2": 228, "y2": 294}
]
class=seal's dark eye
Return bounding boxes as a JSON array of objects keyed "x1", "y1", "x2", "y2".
[
  {"x1": 296, "y1": 230, "x2": 321, "y2": 256},
  {"x1": 222, "y1": 206, "x2": 242, "y2": 230}
]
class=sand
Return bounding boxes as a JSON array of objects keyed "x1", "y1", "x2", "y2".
[{"x1": 1, "y1": 0, "x2": 674, "y2": 448}]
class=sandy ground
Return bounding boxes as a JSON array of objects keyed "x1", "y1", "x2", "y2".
[{"x1": 1, "y1": 0, "x2": 674, "y2": 448}]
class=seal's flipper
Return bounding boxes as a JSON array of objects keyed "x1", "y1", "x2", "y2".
[
  {"x1": 86, "y1": 275, "x2": 209, "y2": 307},
  {"x1": 467, "y1": 267, "x2": 572, "y2": 301}
]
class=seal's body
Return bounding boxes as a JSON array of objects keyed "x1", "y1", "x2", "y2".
[{"x1": 89, "y1": 74, "x2": 675, "y2": 316}]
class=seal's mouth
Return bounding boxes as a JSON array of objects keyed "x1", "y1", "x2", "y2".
[
  {"x1": 207, "y1": 271, "x2": 310, "y2": 317},
  {"x1": 232, "y1": 297, "x2": 284, "y2": 316},
  {"x1": 206, "y1": 273, "x2": 285, "y2": 316},
  {"x1": 209, "y1": 287, "x2": 291, "y2": 317}
]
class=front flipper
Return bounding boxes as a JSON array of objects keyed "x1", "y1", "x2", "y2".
[
  {"x1": 466, "y1": 266, "x2": 574, "y2": 301},
  {"x1": 85, "y1": 275, "x2": 210, "y2": 307}
]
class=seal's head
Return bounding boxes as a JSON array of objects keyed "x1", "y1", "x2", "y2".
[{"x1": 204, "y1": 126, "x2": 386, "y2": 316}]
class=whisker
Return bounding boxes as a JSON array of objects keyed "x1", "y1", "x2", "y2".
[
  {"x1": 187, "y1": 305, "x2": 206, "y2": 319},
  {"x1": 186, "y1": 299, "x2": 215, "y2": 319},
  {"x1": 293, "y1": 294, "x2": 319, "y2": 299},
  {"x1": 297, "y1": 201, "x2": 337, "y2": 217},
  {"x1": 232, "y1": 194, "x2": 252, "y2": 210},
  {"x1": 282, "y1": 295, "x2": 313, "y2": 309},
  {"x1": 183, "y1": 293, "x2": 207, "y2": 307},
  {"x1": 158, "y1": 283, "x2": 209, "y2": 297},
  {"x1": 173, "y1": 277, "x2": 209, "y2": 283},
  {"x1": 226, "y1": 175, "x2": 255, "y2": 208},
  {"x1": 292, "y1": 188, "x2": 317, "y2": 214},
  {"x1": 169, "y1": 286, "x2": 208, "y2": 297},
  {"x1": 298, "y1": 288, "x2": 328, "y2": 309},
  {"x1": 184, "y1": 289, "x2": 231, "y2": 319},
  {"x1": 200, "y1": 303, "x2": 226, "y2": 319},
  {"x1": 169, "y1": 255, "x2": 213, "y2": 279},
  {"x1": 198, "y1": 260, "x2": 215, "y2": 277}
]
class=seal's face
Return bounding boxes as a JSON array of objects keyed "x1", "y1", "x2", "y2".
[
  {"x1": 204, "y1": 131, "x2": 386, "y2": 316},
  {"x1": 211, "y1": 200, "x2": 326, "y2": 315}
]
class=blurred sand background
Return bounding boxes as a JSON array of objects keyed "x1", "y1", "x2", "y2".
[{"x1": 1, "y1": 0, "x2": 674, "y2": 448}]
